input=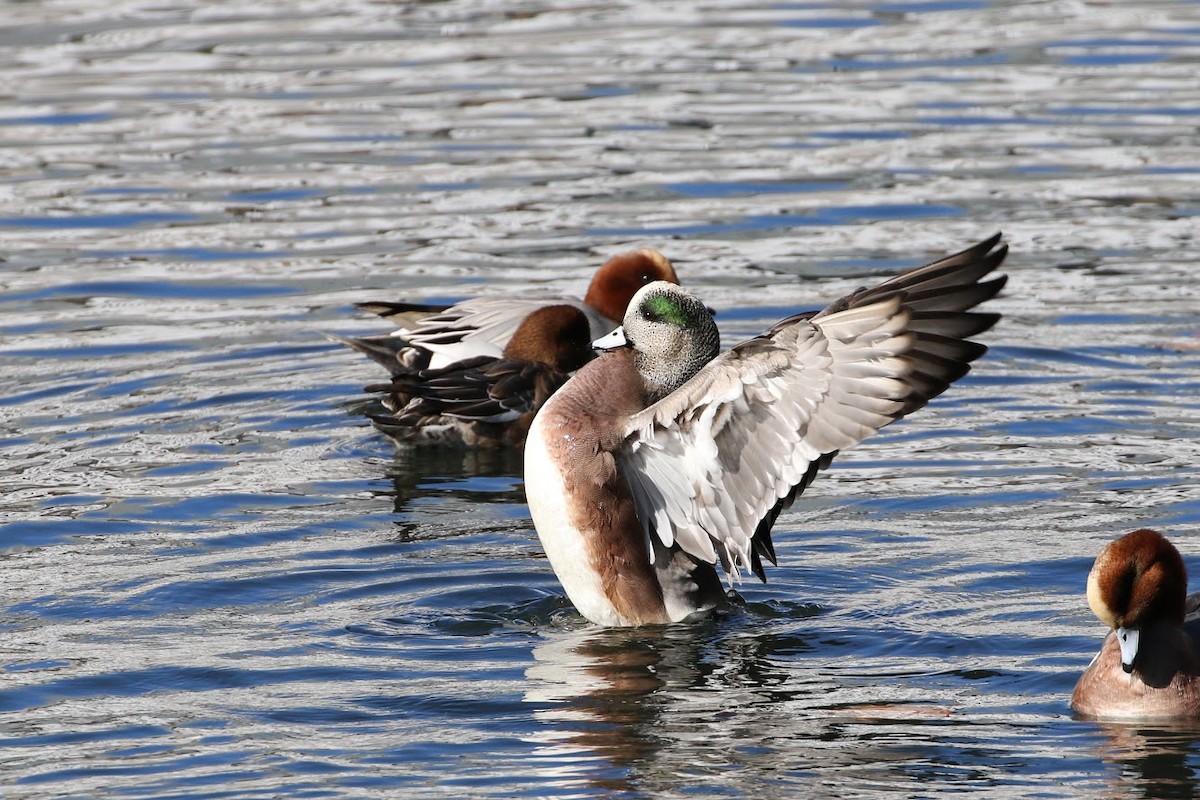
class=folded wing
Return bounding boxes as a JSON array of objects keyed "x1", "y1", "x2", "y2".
[{"x1": 369, "y1": 355, "x2": 574, "y2": 426}]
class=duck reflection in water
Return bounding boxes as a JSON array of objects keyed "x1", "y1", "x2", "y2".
[
  {"x1": 381, "y1": 445, "x2": 526, "y2": 516},
  {"x1": 1089, "y1": 724, "x2": 1200, "y2": 800},
  {"x1": 523, "y1": 622, "x2": 772, "y2": 794},
  {"x1": 520, "y1": 606, "x2": 968, "y2": 794}
]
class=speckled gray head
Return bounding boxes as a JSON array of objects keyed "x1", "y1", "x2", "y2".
[{"x1": 593, "y1": 281, "x2": 719, "y2": 399}]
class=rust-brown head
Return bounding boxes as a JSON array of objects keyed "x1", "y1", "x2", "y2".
[
  {"x1": 503, "y1": 305, "x2": 594, "y2": 372},
  {"x1": 583, "y1": 249, "x2": 680, "y2": 324},
  {"x1": 1086, "y1": 528, "x2": 1188, "y2": 673}
]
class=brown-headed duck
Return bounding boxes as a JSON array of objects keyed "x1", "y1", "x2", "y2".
[
  {"x1": 524, "y1": 234, "x2": 1008, "y2": 626},
  {"x1": 340, "y1": 249, "x2": 680, "y2": 376},
  {"x1": 367, "y1": 304, "x2": 595, "y2": 447},
  {"x1": 1071, "y1": 528, "x2": 1200, "y2": 720}
]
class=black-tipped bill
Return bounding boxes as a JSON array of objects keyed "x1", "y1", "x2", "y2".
[
  {"x1": 593, "y1": 326, "x2": 628, "y2": 351},
  {"x1": 1117, "y1": 626, "x2": 1139, "y2": 674}
]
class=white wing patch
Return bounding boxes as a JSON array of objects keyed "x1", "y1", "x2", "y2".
[
  {"x1": 617, "y1": 295, "x2": 915, "y2": 583},
  {"x1": 397, "y1": 297, "x2": 611, "y2": 368},
  {"x1": 397, "y1": 298, "x2": 539, "y2": 363}
]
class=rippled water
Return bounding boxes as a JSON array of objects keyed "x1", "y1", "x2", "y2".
[{"x1": 2, "y1": 0, "x2": 1200, "y2": 797}]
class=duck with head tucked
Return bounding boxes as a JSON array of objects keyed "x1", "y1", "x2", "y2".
[
  {"x1": 524, "y1": 234, "x2": 1008, "y2": 627},
  {"x1": 367, "y1": 304, "x2": 595, "y2": 447},
  {"x1": 341, "y1": 249, "x2": 681, "y2": 376},
  {"x1": 337, "y1": 249, "x2": 682, "y2": 447},
  {"x1": 1072, "y1": 528, "x2": 1200, "y2": 721}
]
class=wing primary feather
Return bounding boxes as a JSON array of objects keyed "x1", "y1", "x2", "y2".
[{"x1": 615, "y1": 235, "x2": 1005, "y2": 590}]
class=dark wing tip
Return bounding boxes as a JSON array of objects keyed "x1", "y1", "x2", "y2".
[
  {"x1": 355, "y1": 300, "x2": 453, "y2": 316},
  {"x1": 747, "y1": 235, "x2": 1008, "y2": 581},
  {"x1": 886, "y1": 236, "x2": 1008, "y2": 418}
]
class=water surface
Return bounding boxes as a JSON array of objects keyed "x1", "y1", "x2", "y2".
[{"x1": 2, "y1": 0, "x2": 1200, "y2": 797}]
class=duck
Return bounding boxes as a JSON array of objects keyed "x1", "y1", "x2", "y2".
[
  {"x1": 340, "y1": 249, "x2": 680, "y2": 376},
  {"x1": 1071, "y1": 528, "x2": 1200, "y2": 720},
  {"x1": 367, "y1": 304, "x2": 595, "y2": 447},
  {"x1": 524, "y1": 233, "x2": 1008, "y2": 627}
]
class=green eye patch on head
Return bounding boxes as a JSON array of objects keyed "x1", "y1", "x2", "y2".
[{"x1": 643, "y1": 292, "x2": 689, "y2": 327}]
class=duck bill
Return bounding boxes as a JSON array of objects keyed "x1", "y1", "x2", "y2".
[
  {"x1": 1116, "y1": 626, "x2": 1140, "y2": 674},
  {"x1": 593, "y1": 326, "x2": 628, "y2": 351}
]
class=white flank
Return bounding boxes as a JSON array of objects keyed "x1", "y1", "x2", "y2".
[{"x1": 524, "y1": 412, "x2": 628, "y2": 627}]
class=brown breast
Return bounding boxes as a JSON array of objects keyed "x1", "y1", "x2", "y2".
[{"x1": 538, "y1": 351, "x2": 671, "y2": 624}]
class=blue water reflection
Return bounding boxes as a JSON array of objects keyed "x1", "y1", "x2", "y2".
[{"x1": 3, "y1": 0, "x2": 1200, "y2": 797}]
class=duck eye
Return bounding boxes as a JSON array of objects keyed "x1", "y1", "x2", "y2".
[{"x1": 1120, "y1": 632, "x2": 1128, "y2": 642}]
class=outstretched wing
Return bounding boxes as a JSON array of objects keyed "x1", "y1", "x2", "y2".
[{"x1": 616, "y1": 234, "x2": 1007, "y2": 583}]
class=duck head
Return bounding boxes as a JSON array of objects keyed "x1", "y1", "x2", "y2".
[
  {"x1": 504, "y1": 305, "x2": 595, "y2": 372},
  {"x1": 584, "y1": 249, "x2": 681, "y2": 324},
  {"x1": 593, "y1": 281, "x2": 719, "y2": 400},
  {"x1": 1086, "y1": 528, "x2": 1188, "y2": 674}
]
